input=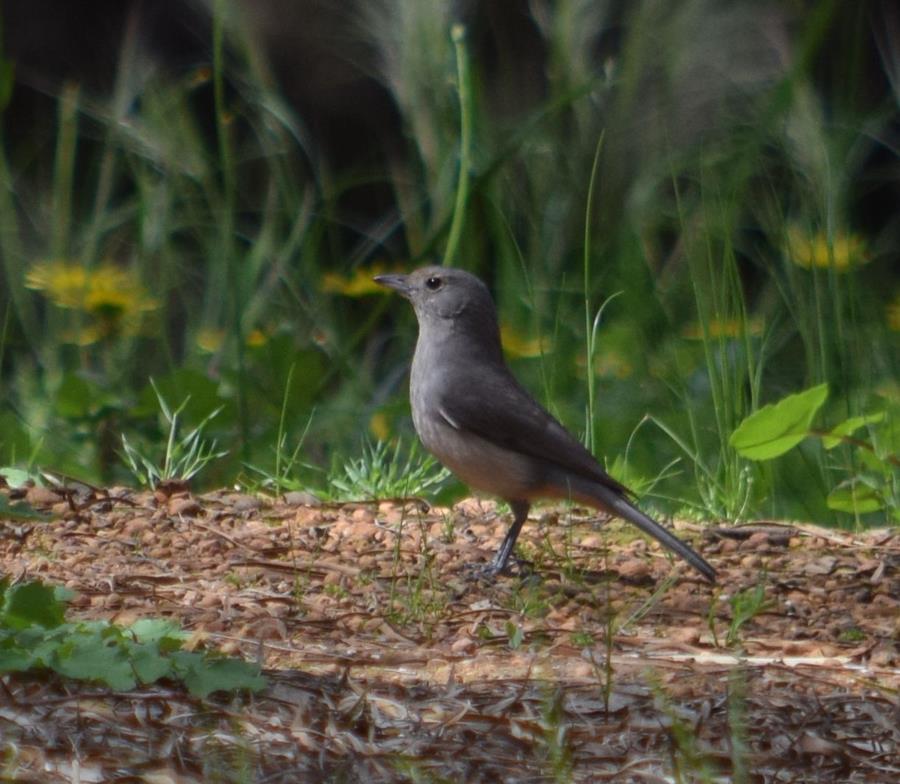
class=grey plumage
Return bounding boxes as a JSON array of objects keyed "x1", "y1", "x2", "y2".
[{"x1": 375, "y1": 266, "x2": 716, "y2": 583}]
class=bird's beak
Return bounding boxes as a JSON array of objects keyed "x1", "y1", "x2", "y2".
[{"x1": 373, "y1": 273, "x2": 412, "y2": 298}]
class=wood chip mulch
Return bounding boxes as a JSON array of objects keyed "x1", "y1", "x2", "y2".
[{"x1": 1, "y1": 482, "x2": 898, "y2": 782}]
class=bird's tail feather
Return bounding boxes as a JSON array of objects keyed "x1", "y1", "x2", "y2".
[{"x1": 581, "y1": 482, "x2": 717, "y2": 583}]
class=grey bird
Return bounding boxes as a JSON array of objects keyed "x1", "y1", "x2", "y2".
[{"x1": 375, "y1": 266, "x2": 716, "y2": 583}]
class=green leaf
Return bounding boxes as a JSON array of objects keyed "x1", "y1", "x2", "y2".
[
  {"x1": 505, "y1": 621, "x2": 524, "y2": 650},
  {"x1": 25, "y1": 626, "x2": 66, "y2": 667},
  {"x1": 173, "y1": 651, "x2": 266, "y2": 697},
  {"x1": 822, "y1": 412, "x2": 885, "y2": 450},
  {"x1": 0, "y1": 635, "x2": 35, "y2": 672},
  {"x1": 856, "y1": 448, "x2": 890, "y2": 474},
  {"x1": 56, "y1": 373, "x2": 113, "y2": 419},
  {"x1": 53, "y1": 627, "x2": 138, "y2": 690},
  {"x1": 1, "y1": 582, "x2": 67, "y2": 629},
  {"x1": 729, "y1": 384, "x2": 828, "y2": 460},
  {"x1": 0, "y1": 578, "x2": 264, "y2": 694},
  {"x1": 0, "y1": 411, "x2": 33, "y2": 466},
  {"x1": 826, "y1": 482, "x2": 884, "y2": 514},
  {"x1": 870, "y1": 404, "x2": 900, "y2": 460},
  {"x1": 0, "y1": 467, "x2": 33, "y2": 488},
  {"x1": 130, "y1": 641, "x2": 174, "y2": 684},
  {"x1": 0, "y1": 495, "x2": 54, "y2": 522},
  {"x1": 130, "y1": 617, "x2": 188, "y2": 648},
  {"x1": 0, "y1": 577, "x2": 267, "y2": 694}
]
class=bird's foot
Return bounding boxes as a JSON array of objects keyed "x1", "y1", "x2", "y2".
[
  {"x1": 464, "y1": 555, "x2": 535, "y2": 581},
  {"x1": 462, "y1": 562, "x2": 497, "y2": 582}
]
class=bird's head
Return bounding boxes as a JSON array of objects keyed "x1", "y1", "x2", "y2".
[
  {"x1": 375, "y1": 266, "x2": 503, "y2": 357},
  {"x1": 374, "y1": 266, "x2": 495, "y2": 322}
]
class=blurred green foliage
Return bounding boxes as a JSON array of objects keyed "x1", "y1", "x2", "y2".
[{"x1": 0, "y1": 1, "x2": 897, "y2": 525}]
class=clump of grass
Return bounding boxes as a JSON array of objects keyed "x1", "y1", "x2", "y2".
[
  {"x1": 538, "y1": 688, "x2": 574, "y2": 783},
  {"x1": 120, "y1": 380, "x2": 227, "y2": 488},
  {"x1": 323, "y1": 438, "x2": 451, "y2": 502},
  {"x1": 384, "y1": 503, "x2": 450, "y2": 632},
  {"x1": 724, "y1": 581, "x2": 771, "y2": 649}
]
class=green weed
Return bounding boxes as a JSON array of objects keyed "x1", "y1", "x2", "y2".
[
  {"x1": 0, "y1": 577, "x2": 264, "y2": 696},
  {"x1": 322, "y1": 439, "x2": 451, "y2": 502},
  {"x1": 731, "y1": 384, "x2": 899, "y2": 523},
  {"x1": 708, "y1": 581, "x2": 772, "y2": 649},
  {"x1": 120, "y1": 380, "x2": 227, "y2": 488}
]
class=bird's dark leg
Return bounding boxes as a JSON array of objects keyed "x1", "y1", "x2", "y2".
[{"x1": 486, "y1": 500, "x2": 531, "y2": 575}]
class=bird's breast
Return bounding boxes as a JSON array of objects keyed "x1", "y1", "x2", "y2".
[{"x1": 410, "y1": 388, "x2": 540, "y2": 501}]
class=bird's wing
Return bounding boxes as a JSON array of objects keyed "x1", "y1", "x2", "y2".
[{"x1": 437, "y1": 363, "x2": 630, "y2": 495}]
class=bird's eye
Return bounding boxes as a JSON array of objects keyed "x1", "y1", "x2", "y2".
[{"x1": 425, "y1": 276, "x2": 443, "y2": 291}]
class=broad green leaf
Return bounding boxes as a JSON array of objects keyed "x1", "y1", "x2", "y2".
[
  {"x1": 0, "y1": 578, "x2": 263, "y2": 695},
  {"x1": 0, "y1": 412, "x2": 32, "y2": 469},
  {"x1": 54, "y1": 586, "x2": 77, "y2": 603},
  {"x1": 128, "y1": 618, "x2": 190, "y2": 647},
  {"x1": 0, "y1": 467, "x2": 33, "y2": 488},
  {"x1": 0, "y1": 650, "x2": 33, "y2": 671},
  {"x1": 0, "y1": 636, "x2": 34, "y2": 672},
  {"x1": 0, "y1": 495, "x2": 54, "y2": 522},
  {"x1": 130, "y1": 642, "x2": 174, "y2": 684},
  {"x1": 2, "y1": 582, "x2": 66, "y2": 629},
  {"x1": 56, "y1": 373, "x2": 106, "y2": 419},
  {"x1": 173, "y1": 651, "x2": 266, "y2": 697},
  {"x1": 822, "y1": 412, "x2": 885, "y2": 450},
  {"x1": 730, "y1": 384, "x2": 828, "y2": 460},
  {"x1": 54, "y1": 630, "x2": 137, "y2": 690},
  {"x1": 856, "y1": 448, "x2": 890, "y2": 474},
  {"x1": 871, "y1": 406, "x2": 900, "y2": 459},
  {"x1": 826, "y1": 483, "x2": 884, "y2": 514},
  {"x1": 27, "y1": 627, "x2": 67, "y2": 667}
]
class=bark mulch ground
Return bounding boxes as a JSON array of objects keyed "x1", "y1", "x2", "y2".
[{"x1": 1, "y1": 482, "x2": 897, "y2": 782}]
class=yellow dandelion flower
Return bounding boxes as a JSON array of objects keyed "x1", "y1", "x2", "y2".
[
  {"x1": 26, "y1": 260, "x2": 158, "y2": 313},
  {"x1": 85, "y1": 265, "x2": 158, "y2": 315},
  {"x1": 245, "y1": 329, "x2": 268, "y2": 347},
  {"x1": 26, "y1": 259, "x2": 159, "y2": 343},
  {"x1": 593, "y1": 351, "x2": 633, "y2": 379},
  {"x1": 189, "y1": 66, "x2": 212, "y2": 87},
  {"x1": 196, "y1": 328, "x2": 224, "y2": 353},
  {"x1": 369, "y1": 412, "x2": 391, "y2": 441},
  {"x1": 25, "y1": 260, "x2": 90, "y2": 308},
  {"x1": 887, "y1": 293, "x2": 900, "y2": 332},
  {"x1": 683, "y1": 317, "x2": 764, "y2": 340},
  {"x1": 323, "y1": 262, "x2": 401, "y2": 297},
  {"x1": 60, "y1": 324, "x2": 106, "y2": 346},
  {"x1": 786, "y1": 226, "x2": 868, "y2": 271},
  {"x1": 500, "y1": 323, "x2": 552, "y2": 358},
  {"x1": 197, "y1": 327, "x2": 272, "y2": 352}
]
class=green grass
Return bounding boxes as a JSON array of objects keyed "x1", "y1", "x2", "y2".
[
  {"x1": 321, "y1": 438, "x2": 452, "y2": 502},
  {"x1": 0, "y1": 2, "x2": 897, "y2": 528},
  {"x1": 120, "y1": 379, "x2": 227, "y2": 488}
]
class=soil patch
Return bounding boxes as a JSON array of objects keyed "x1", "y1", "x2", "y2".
[{"x1": 1, "y1": 483, "x2": 897, "y2": 781}]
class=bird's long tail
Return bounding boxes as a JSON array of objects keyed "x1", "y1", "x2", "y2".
[{"x1": 579, "y1": 481, "x2": 717, "y2": 583}]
